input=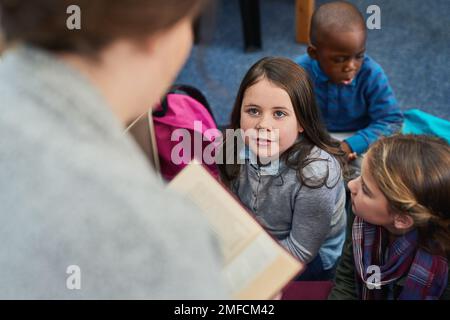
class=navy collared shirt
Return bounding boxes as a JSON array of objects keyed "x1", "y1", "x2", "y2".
[{"x1": 296, "y1": 54, "x2": 404, "y2": 154}]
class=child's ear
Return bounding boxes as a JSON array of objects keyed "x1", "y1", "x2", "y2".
[
  {"x1": 393, "y1": 213, "x2": 414, "y2": 231},
  {"x1": 307, "y1": 45, "x2": 318, "y2": 60},
  {"x1": 298, "y1": 124, "x2": 304, "y2": 133}
]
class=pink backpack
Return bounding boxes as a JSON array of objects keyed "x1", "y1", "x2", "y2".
[{"x1": 152, "y1": 85, "x2": 221, "y2": 181}]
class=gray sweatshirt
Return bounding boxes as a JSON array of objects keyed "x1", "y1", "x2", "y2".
[
  {"x1": 232, "y1": 146, "x2": 346, "y2": 268},
  {"x1": 0, "y1": 46, "x2": 227, "y2": 299}
]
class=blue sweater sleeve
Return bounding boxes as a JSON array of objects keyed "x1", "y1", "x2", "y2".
[{"x1": 345, "y1": 67, "x2": 404, "y2": 154}]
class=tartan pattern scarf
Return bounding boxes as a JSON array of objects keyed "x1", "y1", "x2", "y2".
[{"x1": 352, "y1": 216, "x2": 448, "y2": 300}]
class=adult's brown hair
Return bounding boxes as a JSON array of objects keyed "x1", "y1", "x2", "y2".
[{"x1": 0, "y1": 0, "x2": 207, "y2": 55}]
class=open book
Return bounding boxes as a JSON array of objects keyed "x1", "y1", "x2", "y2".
[
  {"x1": 168, "y1": 161, "x2": 304, "y2": 299},
  {"x1": 127, "y1": 111, "x2": 303, "y2": 299}
]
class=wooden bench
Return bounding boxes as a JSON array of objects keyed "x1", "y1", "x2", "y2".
[{"x1": 295, "y1": 0, "x2": 315, "y2": 44}]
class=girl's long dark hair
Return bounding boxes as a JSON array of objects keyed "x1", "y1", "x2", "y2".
[{"x1": 219, "y1": 56, "x2": 345, "y2": 188}]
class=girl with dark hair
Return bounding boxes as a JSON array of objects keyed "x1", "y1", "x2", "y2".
[{"x1": 220, "y1": 57, "x2": 347, "y2": 280}]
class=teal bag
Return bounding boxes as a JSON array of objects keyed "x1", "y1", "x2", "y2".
[{"x1": 402, "y1": 109, "x2": 450, "y2": 144}]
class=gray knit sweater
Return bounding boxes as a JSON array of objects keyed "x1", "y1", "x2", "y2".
[
  {"x1": 232, "y1": 146, "x2": 346, "y2": 268},
  {"x1": 0, "y1": 46, "x2": 226, "y2": 299}
]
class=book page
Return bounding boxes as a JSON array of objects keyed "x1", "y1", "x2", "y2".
[
  {"x1": 146, "y1": 111, "x2": 161, "y2": 173},
  {"x1": 168, "y1": 161, "x2": 303, "y2": 299},
  {"x1": 126, "y1": 110, "x2": 161, "y2": 177},
  {"x1": 170, "y1": 168, "x2": 260, "y2": 263}
]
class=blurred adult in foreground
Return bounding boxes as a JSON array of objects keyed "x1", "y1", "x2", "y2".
[{"x1": 0, "y1": 0, "x2": 227, "y2": 299}]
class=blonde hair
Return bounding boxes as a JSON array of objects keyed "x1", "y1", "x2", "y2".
[{"x1": 367, "y1": 134, "x2": 450, "y2": 256}]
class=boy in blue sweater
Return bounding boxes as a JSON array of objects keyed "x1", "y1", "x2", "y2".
[{"x1": 296, "y1": 1, "x2": 403, "y2": 165}]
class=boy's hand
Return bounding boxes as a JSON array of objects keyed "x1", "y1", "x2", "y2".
[{"x1": 341, "y1": 141, "x2": 357, "y2": 162}]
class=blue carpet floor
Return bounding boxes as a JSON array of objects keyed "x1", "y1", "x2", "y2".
[{"x1": 176, "y1": 0, "x2": 450, "y2": 127}]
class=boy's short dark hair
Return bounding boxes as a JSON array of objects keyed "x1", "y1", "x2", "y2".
[{"x1": 310, "y1": 1, "x2": 366, "y2": 46}]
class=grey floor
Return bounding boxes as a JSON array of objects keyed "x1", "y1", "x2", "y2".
[{"x1": 176, "y1": 0, "x2": 450, "y2": 127}]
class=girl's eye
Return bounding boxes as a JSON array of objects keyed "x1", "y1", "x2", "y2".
[
  {"x1": 362, "y1": 186, "x2": 368, "y2": 195},
  {"x1": 274, "y1": 111, "x2": 286, "y2": 118},
  {"x1": 361, "y1": 182, "x2": 370, "y2": 196},
  {"x1": 246, "y1": 108, "x2": 259, "y2": 116},
  {"x1": 356, "y1": 54, "x2": 365, "y2": 60}
]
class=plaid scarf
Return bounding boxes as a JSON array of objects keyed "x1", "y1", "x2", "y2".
[{"x1": 352, "y1": 216, "x2": 448, "y2": 300}]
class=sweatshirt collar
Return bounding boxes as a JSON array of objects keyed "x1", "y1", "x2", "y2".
[{"x1": 239, "y1": 145, "x2": 281, "y2": 176}]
